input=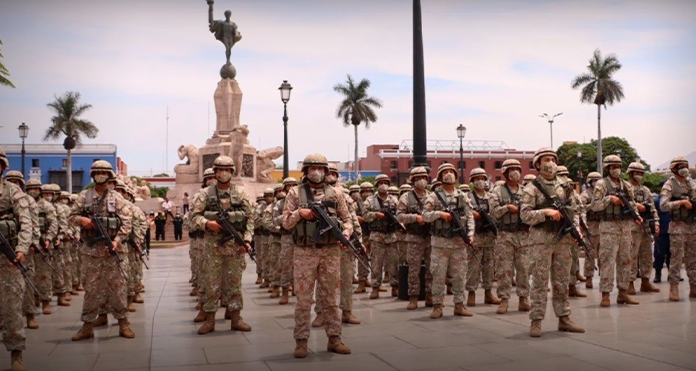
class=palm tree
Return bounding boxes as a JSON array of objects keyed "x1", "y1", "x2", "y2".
[
  {"x1": 334, "y1": 75, "x2": 382, "y2": 181},
  {"x1": 44, "y1": 91, "x2": 98, "y2": 192},
  {"x1": 0, "y1": 39, "x2": 16, "y2": 88},
  {"x1": 571, "y1": 48, "x2": 624, "y2": 172}
]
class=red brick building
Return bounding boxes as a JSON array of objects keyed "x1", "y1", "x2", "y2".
[{"x1": 359, "y1": 140, "x2": 538, "y2": 184}]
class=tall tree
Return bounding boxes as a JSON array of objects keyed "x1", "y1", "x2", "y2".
[
  {"x1": 0, "y1": 39, "x2": 15, "y2": 88},
  {"x1": 571, "y1": 48, "x2": 624, "y2": 172},
  {"x1": 334, "y1": 74, "x2": 382, "y2": 181},
  {"x1": 44, "y1": 92, "x2": 98, "y2": 192}
]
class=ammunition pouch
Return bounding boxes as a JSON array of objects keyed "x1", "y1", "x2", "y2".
[
  {"x1": 405, "y1": 222, "x2": 430, "y2": 238},
  {"x1": 0, "y1": 219, "x2": 19, "y2": 247},
  {"x1": 294, "y1": 217, "x2": 342, "y2": 247},
  {"x1": 533, "y1": 219, "x2": 564, "y2": 233}
]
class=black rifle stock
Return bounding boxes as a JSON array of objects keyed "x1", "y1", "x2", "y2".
[
  {"x1": 0, "y1": 231, "x2": 42, "y2": 296},
  {"x1": 215, "y1": 209, "x2": 257, "y2": 264},
  {"x1": 31, "y1": 241, "x2": 58, "y2": 273},
  {"x1": 433, "y1": 191, "x2": 482, "y2": 269},
  {"x1": 88, "y1": 215, "x2": 128, "y2": 279},
  {"x1": 127, "y1": 239, "x2": 150, "y2": 270},
  {"x1": 616, "y1": 191, "x2": 654, "y2": 244}
]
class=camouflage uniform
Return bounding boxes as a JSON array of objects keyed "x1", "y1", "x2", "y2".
[
  {"x1": 57, "y1": 191, "x2": 75, "y2": 297},
  {"x1": 277, "y1": 178, "x2": 298, "y2": 302},
  {"x1": 355, "y1": 183, "x2": 373, "y2": 285},
  {"x1": 629, "y1": 174, "x2": 659, "y2": 283},
  {"x1": 253, "y1": 197, "x2": 268, "y2": 282},
  {"x1": 364, "y1": 179, "x2": 399, "y2": 294},
  {"x1": 579, "y1": 174, "x2": 601, "y2": 282},
  {"x1": 34, "y1": 186, "x2": 58, "y2": 304},
  {"x1": 466, "y1": 186, "x2": 497, "y2": 296},
  {"x1": 263, "y1": 187, "x2": 283, "y2": 293},
  {"x1": 52, "y1": 186, "x2": 69, "y2": 300}
]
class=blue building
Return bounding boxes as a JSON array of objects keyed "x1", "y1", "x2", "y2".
[{"x1": 1, "y1": 143, "x2": 122, "y2": 193}]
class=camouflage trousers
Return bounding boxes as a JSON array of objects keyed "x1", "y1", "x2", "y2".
[
  {"x1": 255, "y1": 235, "x2": 268, "y2": 276},
  {"x1": 71, "y1": 246, "x2": 81, "y2": 287},
  {"x1": 465, "y1": 232, "x2": 495, "y2": 292},
  {"x1": 370, "y1": 241, "x2": 398, "y2": 288},
  {"x1": 528, "y1": 228, "x2": 572, "y2": 321},
  {"x1": 128, "y1": 249, "x2": 142, "y2": 297},
  {"x1": 80, "y1": 253, "x2": 129, "y2": 323},
  {"x1": 202, "y1": 245, "x2": 246, "y2": 313},
  {"x1": 583, "y1": 221, "x2": 600, "y2": 278},
  {"x1": 293, "y1": 245, "x2": 341, "y2": 340},
  {"x1": 196, "y1": 243, "x2": 206, "y2": 304},
  {"x1": 315, "y1": 249, "x2": 356, "y2": 313},
  {"x1": 404, "y1": 237, "x2": 432, "y2": 296},
  {"x1": 34, "y1": 247, "x2": 54, "y2": 301},
  {"x1": 0, "y1": 260, "x2": 26, "y2": 351},
  {"x1": 357, "y1": 236, "x2": 371, "y2": 281},
  {"x1": 569, "y1": 244, "x2": 580, "y2": 286},
  {"x1": 189, "y1": 239, "x2": 199, "y2": 285},
  {"x1": 21, "y1": 254, "x2": 36, "y2": 315},
  {"x1": 52, "y1": 247, "x2": 67, "y2": 294},
  {"x1": 431, "y1": 246, "x2": 467, "y2": 305},
  {"x1": 630, "y1": 226, "x2": 654, "y2": 280},
  {"x1": 494, "y1": 231, "x2": 530, "y2": 300},
  {"x1": 62, "y1": 242, "x2": 74, "y2": 293},
  {"x1": 598, "y1": 221, "x2": 633, "y2": 293},
  {"x1": 267, "y1": 239, "x2": 282, "y2": 287},
  {"x1": 280, "y1": 236, "x2": 295, "y2": 288},
  {"x1": 668, "y1": 229, "x2": 696, "y2": 285}
]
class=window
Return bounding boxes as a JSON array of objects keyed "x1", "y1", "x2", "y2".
[
  {"x1": 478, "y1": 161, "x2": 485, "y2": 169},
  {"x1": 390, "y1": 160, "x2": 398, "y2": 170},
  {"x1": 529, "y1": 161, "x2": 534, "y2": 170},
  {"x1": 62, "y1": 159, "x2": 68, "y2": 168},
  {"x1": 31, "y1": 159, "x2": 39, "y2": 167},
  {"x1": 494, "y1": 161, "x2": 502, "y2": 170},
  {"x1": 426, "y1": 161, "x2": 432, "y2": 169},
  {"x1": 495, "y1": 176, "x2": 501, "y2": 181},
  {"x1": 458, "y1": 160, "x2": 466, "y2": 169},
  {"x1": 408, "y1": 160, "x2": 414, "y2": 168}
]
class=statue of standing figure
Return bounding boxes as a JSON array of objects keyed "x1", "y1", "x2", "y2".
[{"x1": 207, "y1": 0, "x2": 243, "y2": 79}]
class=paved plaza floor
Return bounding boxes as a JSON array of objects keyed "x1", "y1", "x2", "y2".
[{"x1": 3, "y1": 244, "x2": 696, "y2": 371}]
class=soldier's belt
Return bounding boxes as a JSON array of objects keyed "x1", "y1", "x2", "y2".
[
  {"x1": 533, "y1": 219, "x2": 563, "y2": 233},
  {"x1": 499, "y1": 223, "x2": 529, "y2": 232}
]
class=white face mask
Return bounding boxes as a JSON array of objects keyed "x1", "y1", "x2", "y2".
[
  {"x1": 93, "y1": 174, "x2": 109, "y2": 185},
  {"x1": 307, "y1": 169, "x2": 325, "y2": 184},
  {"x1": 414, "y1": 179, "x2": 428, "y2": 190},
  {"x1": 43, "y1": 195, "x2": 53, "y2": 202},
  {"x1": 678, "y1": 168, "x2": 690, "y2": 178},
  {"x1": 28, "y1": 189, "x2": 40, "y2": 199},
  {"x1": 540, "y1": 162, "x2": 557, "y2": 178},
  {"x1": 60, "y1": 199, "x2": 69, "y2": 204},
  {"x1": 508, "y1": 170, "x2": 520, "y2": 182},
  {"x1": 325, "y1": 174, "x2": 337, "y2": 184},
  {"x1": 377, "y1": 184, "x2": 388, "y2": 193},
  {"x1": 633, "y1": 174, "x2": 643, "y2": 183},
  {"x1": 442, "y1": 173, "x2": 456, "y2": 184},
  {"x1": 473, "y1": 179, "x2": 486, "y2": 190},
  {"x1": 350, "y1": 193, "x2": 360, "y2": 201},
  {"x1": 610, "y1": 168, "x2": 621, "y2": 178},
  {"x1": 216, "y1": 170, "x2": 232, "y2": 183}
]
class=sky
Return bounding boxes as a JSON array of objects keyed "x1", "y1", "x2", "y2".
[{"x1": 1, "y1": 0, "x2": 695, "y2": 176}]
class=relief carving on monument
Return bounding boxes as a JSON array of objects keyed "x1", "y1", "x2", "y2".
[{"x1": 256, "y1": 146, "x2": 283, "y2": 183}]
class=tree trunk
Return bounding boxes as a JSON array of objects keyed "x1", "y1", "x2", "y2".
[
  {"x1": 596, "y1": 104, "x2": 602, "y2": 173},
  {"x1": 67, "y1": 148, "x2": 73, "y2": 193},
  {"x1": 354, "y1": 124, "x2": 359, "y2": 182}
]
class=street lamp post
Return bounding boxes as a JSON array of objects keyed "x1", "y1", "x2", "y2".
[
  {"x1": 577, "y1": 149, "x2": 583, "y2": 189},
  {"x1": 539, "y1": 112, "x2": 563, "y2": 148},
  {"x1": 18, "y1": 123, "x2": 29, "y2": 178},
  {"x1": 279, "y1": 80, "x2": 293, "y2": 179},
  {"x1": 456, "y1": 124, "x2": 466, "y2": 184}
]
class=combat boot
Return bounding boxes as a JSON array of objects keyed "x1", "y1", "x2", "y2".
[
  {"x1": 496, "y1": 298, "x2": 508, "y2": 314},
  {"x1": 586, "y1": 278, "x2": 593, "y2": 289},
  {"x1": 34, "y1": 296, "x2": 40, "y2": 307},
  {"x1": 71, "y1": 322, "x2": 94, "y2": 341},
  {"x1": 189, "y1": 286, "x2": 198, "y2": 296},
  {"x1": 259, "y1": 280, "x2": 269, "y2": 289},
  {"x1": 354, "y1": 280, "x2": 366, "y2": 293},
  {"x1": 530, "y1": 320, "x2": 542, "y2": 338},
  {"x1": 11, "y1": 350, "x2": 26, "y2": 371},
  {"x1": 669, "y1": 283, "x2": 680, "y2": 301},
  {"x1": 327, "y1": 336, "x2": 351, "y2": 354},
  {"x1": 118, "y1": 318, "x2": 135, "y2": 338},
  {"x1": 627, "y1": 281, "x2": 636, "y2": 295},
  {"x1": 224, "y1": 308, "x2": 231, "y2": 320},
  {"x1": 383, "y1": 273, "x2": 390, "y2": 283},
  {"x1": 93, "y1": 314, "x2": 108, "y2": 327},
  {"x1": 447, "y1": 283, "x2": 453, "y2": 295},
  {"x1": 353, "y1": 277, "x2": 359, "y2": 284},
  {"x1": 58, "y1": 294, "x2": 70, "y2": 306},
  {"x1": 467, "y1": 291, "x2": 476, "y2": 307},
  {"x1": 193, "y1": 309, "x2": 206, "y2": 323},
  {"x1": 690, "y1": 285, "x2": 696, "y2": 298},
  {"x1": 406, "y1": 295, "x2": 418, "y2": 310},
  {"x1": 255, "y1": 274, "x2": 263, "y2": 285},
  {"x1": 311, "y1": 313, "x2": 324, "y2": 327},
  {"x1": 576, "y1": 272, "x2": 586, "y2": 282},
  {"x1": 279, "y1": 287, "x2": 289, "y2": 305},
  {"x1": 519, "y1": 296, "x2": 531, "y2": 311},
  {"x1": 600, "y1": 292, "x2": 611, "y2": 307},
  {"x1": 484, "y1": 290, "x2": 501, "y2": 304},
  {"x1": 369, "y1": 287, "x2": 380, "y2": 300},
  {"x1": 640, "y1": 277, "x2": 660, "y2": 293},
  {"x1": 430, "y1": 304, "x2": 443, "y2": 319},
  {"x1": 653, "y1": 270, "x2": 662, "y2": 283},
  {"x1": 379, "y1": 285, "x2": 387, "y2": 292},
  {"x1": 617, "y1": 289, "x2": 639, "y2": 305},
  {"x1": 230, "y1": 311, "x2": 252, "y2": 331},
  {"x1": 127, "y1": 297, "x2": 137, "y2": 312},
  {"x1": 195, "y1": 302, "x2": 201, "y2": 311},
  {"x1": 133, "y1": 293, "x2": 144, "y2": 303},
  {"x1": 270, "y1": 286, "x2": 280, "y2": 298},
  {"x1": 71, "y1": 286, "x2": 80, "y2": 295},
  {"x1": 391, "y1": 286, "x2": 398, "y2": 297},
  {"x1": 26, "y1": 314, "x2": 39, "y2": 329},
  {"x1": 569, "y1": 285, "x2": 587, "y2": 298},
  {"x1": 197, "y1": 313, "x2": 216, "y2": 335},
  {"x1": 558, "y1": 316, "x2": 585, "y2": 333},
  {"x1": 454, "y1": 302, "x2": 473, "y2": 317},
  {"x1": 425, "y1": 293, "x2": 433, "y2": 307},
  {"x1": 42, "y1": 300, "x2": 52, "y2": 315},
  {"x1": 341, "y1": 310, "x2": 361, "y2": 325},
  {"x1": 294, "y1": 339, "x2": 308, "y2": 358},
  {"x1": 64, "y1": 292, "x2": 72, "y2": 301}
]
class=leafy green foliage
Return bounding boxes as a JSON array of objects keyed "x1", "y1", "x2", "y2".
[
  {"x1": 153, "y1": 173, "x2": 171, "y2": 177},
  {"x1": 557, "y1": 136, "x2": 648, "y2": 182},
  {"x1": 44, "y1": 91, "x2": 98, "y2": 144},
  {"x1": 642, "y1": 172, "x2": 667, "y2": 193},
  {"x1": 571, "y1": 49, "x2": 624, "y2": 107},
  {"x1": 149, "y1": 185, "x2": 169, "y2": 198},
  {"x1": 345, "y1": 176, "x2": 375, "y2": 187},
  {"x1": 0, "y1": 39, "x2": 15, "y2": 88}
]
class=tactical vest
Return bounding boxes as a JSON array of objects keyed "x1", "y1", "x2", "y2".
[
  {"x1": 355, "y1": 198, "x2": 370, "y2": 235},
  {"x1": 38, "y1": 210, "x2": 48, "y2": 234},
  {"x1": 82, "y1": 188, "x2": 122, "y2": 240},
  {"x1": 404, "y1": 190, "x2": 430, "y2": 237},
  {"x1": 633, "y1": 185, "x2": 652, "y2": 219},
  {"x1": 431, "y1": 189, "x2": 468, "y2": 238},
  {"x1": 276, "y1": 198, "x2": 292, "y2": 235},
  {"x1": 531, "y1": 179, "x2": 565, "y2": 232},
  {"x1": 294, "y1": 184, "x2": 341, "y2": 247},
  {"x1": 583, "y1": 189, "x2": 601, "y2": 222},
  {"x1": 498, "y1": 184, "x2": 529, "y2": 232},
  {"x1": 668, "y1": 178, "x2": 695, "y2": 222},
  {"x1": 600, "y1": 177, "x2": 629, "y2": 221},
  {"x1": 0, "y1": 207, "x2": 18, "y2": 247},
  {"x1": 368, "y1": 194, "x2": 395, "y2": 233},
  {"x1": 202, "y1": 185, "x2": 248, "y2": 233},
  {"x1": 470, "y1": 191, "x2": 494, "y2": 234}
]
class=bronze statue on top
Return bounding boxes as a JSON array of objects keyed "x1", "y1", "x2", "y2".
[{"x1": 207, "y1": 0, "x2": 243, "y2": 79}]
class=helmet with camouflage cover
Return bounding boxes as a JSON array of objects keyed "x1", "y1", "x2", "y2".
[
  {"x1": 0, "y1": 147, "x2": 8, "y2": 170},
  {"x1": 556, "y1": 166, "x2": 569, "y2": 176},
  {"x1": 349, "y1": 185, "x2": 360, "y2": 194},
  {"x1": 203, "y1": 167, "x2": 215, "y2": 179},
  {"x1": 59, "y1": 191, "x2": 70, "y2": 199},
  {"x1": 458, "y1": 184, "x2": 470, "y2": 192},
  {"x1": 40, "y1": 184, "x2": 53, "y2": 193},
  {"x1": 26, "y1": 179, "x2": 41, "y2": 189},
  {"x1": 213, "y1": 156, "x2": 235, "y2": 171},
  {"x1": 256, "y1": 192, "x2": 264, "y2": 202},
  {"x1": 586, "y1": 172, "x2": 601, "y2": 181},
  {"x1": 114, "y1": 179, "x2": 127, "y2": 190},
  {"x1": 273, "y1": 184, "x2": 284, "y2": 193},
  {"x1": 387, "y1": 186, "x2": 399, "y2": 195},
  {"x1": 263, "y1": 188, "x2": 274, "y2": 196},
  {"x1": 375, "y1": 174, "x2": 390, "y2": 186},
  {"x1": 469, "y1": 167, "x2": 487, "y2": 180},
  {"x1": 4, "y1": 171, "x2": 24, "y2": 186},
  {"x1": 50, "y1": 184, "x2": 62, "y2": 194},
  {"x1": 327, "y1": 162, "x2": 339, "y2": 174},
  {"x1": 602, "y1": 155, "x2": 622, "y2": 171},
  {"x1": 431, "y1": 180, "x2": 442, "y2": 189},
  {"x1": 669, "y1": 156, "x2": 689, "y2": 171},
  {"x1": 282, "y1": 177, "x2": 298, "y2": 186},
  {"x1": 409, "y1": 166, "x2": 429, "y2": 182},
  {"x1": 500, "y1": 159, "x2": 522, "y2": 174},
  {"x1": 627, "y1": 162, "x2": 646, "y2": 174},
  {"x1": 399, "y1": 184, "x2": 412, "y2": 192},
  {"x1": 359, "y1": 182, "x2": 374, "y2": 192},
  {"x1": 301, "y1": 153, "x2": 329, "y2": 173},
  {"x1": 70, "y1": 194, "x2": 78, "y2": 202},
  {"x1": 532, "y1": 147, "x2": 557, "y2": 168},
  {"x1": 90, "y1": 160, "x2": 115, "y2": 178},
  {"x1": 436, "y1": 163, "x2": 457, "y2": 181},
  {"x1": 523, "y1": 174, "x2": 537, "y2": 185}
]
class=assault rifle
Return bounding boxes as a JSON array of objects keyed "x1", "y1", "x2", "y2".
[
  {"x1": 127, "y1": 239, "x2": 150, "y2": 270},
  {"x1": 673, "y1": 196, "x2": 696, "y2": 222},
  {"x1": 0, "y1": 230, "x2": 42, "y2": 296},
  {"x1": 471, "y1": 193, "x2": 498, "y2": 236},
  {"x1": 215, "y1": 209, "x2": 257, "y2": 264},
  {"x1": 616, "y1": 190, "x2": 654, "y2": 244},
  {"x1": 88, "y1": 215, "x2": 128, "y2": 279},
  {"x1": 376, "y1": 197, "x2": 406, "y2": 233},
  {"x1": 308, "y1": 201, "x2": 371, "y2": 271},
  {"x1": 433, "y1": 190, "x2": 482, "y2": 269},
  {"x1": 578, "y1": 219, "x2": 596, "y2": 253},
  {"x1": 31, "y1": 240, "x2": 58, "y2": 273}
]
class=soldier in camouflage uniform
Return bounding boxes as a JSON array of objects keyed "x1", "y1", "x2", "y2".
[
  {"x1": 264, "y1": 185, "x2": 284, "y2": 298},
  {"x1": 659, "y1": 156, "x2": 696, "y2": 301},
  {"x1": 24, "y1": 181, "x2": 56, "y2": 316},
  {"x1": 626, "y1": 162, "x2": 661, "y2": 294},
  {"x1": 57, "y1": 191, "x2": 77, "y2": 302},
  {"x1": 277, "y1": 177, "x2": 298, "y2": 305},
  {"x1": 353, "y1": 182, "x2": 374, "y2": 293},
  {"x1": 49, "y1": 184, "x2": 71, "y2": 307},
  {"x1": 523, "y1": 174, "x2": 536, "y2": 186},
  {"x1": 397, "y1": 167, "x2": 433, "y2": 310},
  {"x1": 580, "y1": 172, "x2": 602, "y2": 289},
  {"x1": 259, "y1": 188, "x2": 274, "y2": 289},
  {"x1": 395, "y1": 184, "x2": 411, "y2": 275},
  {"x1": 422, "y1": 163, "x2": 475, "y2": 319},
  {"x1": 192, "y1": 168, "x2": 216, "y2": 322},
  {"x1": 466, "y1": 168, "x2": 501, "y2": 307},
  {"x1": 556, "y1": 166, "x2": 587, "y2": 299},
  {"x1": 489, "y1": 159, "x2": 531, "y2": 314},
  {"x1": 282, "y1": 153, "x2": 352, "y2": 358},
  {"x1": 590, "y1": 155, "x2": 641, "y2": 307},
  {"x1": 68, "y1": 194, "x2": 83, "y2": 293},
  {"x1": 364, "y1": 174, "x2": 400, "y2": 299},
  {"x1": 0, "y1": 149, "x2": 32, "y2": 371},
  {"x1": 115, "y1": 181, "x2": 148, "y2": 310},
  {"x1": 520, "y1": 147, "x2": 584, "y2": 337},
  {"x1": 191, "y1": 156, "x2": 253, "y2": 334},
  {"x1": 253, "y1": 192, "x2": 267, "y2": 285},
  {"x1": 69, "y1": 161, "x2": 134, "y2": 341}
]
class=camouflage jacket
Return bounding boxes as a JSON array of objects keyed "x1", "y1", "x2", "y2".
[
  {"x1": 660, "y1": 176, "x2": 696, "y2": 234},
  {"x1": 0, "y1": 179, "x2": 36, "y2": 255},
  {"x1": 363, "y1": 193, "x2": 398, "y2": 244},
  {"x1": 26, "y1": 195, "x2": 40, "y2": 247},
  {"x1": 396, "y1": 189, "x2": 431, "y2": 242},
  {"x1": 281, "y1": 183, "x2": 353, "y2": 240},
  {"x1": 422, "y1": 187, "x2": 475, "y2": 249},
  {"x1": 590, "y1": 177, "x2": 638, "y2": 218},
  {"x1": 520, "y1": 175, "x2": 581, "y2": 227},
  {"x1": 190, "y1": 184, "x2": 254, "y2": 244},
  {"x1": 36, "y1": 197, "x2": 58, "y2": 244}
]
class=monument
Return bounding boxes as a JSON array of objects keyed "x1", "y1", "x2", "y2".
[{"x1": 166, "y1": 0, "x2": 282, "y2": 204}]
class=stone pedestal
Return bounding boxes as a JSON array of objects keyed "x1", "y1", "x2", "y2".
[{"x1": 213, "y1": 78, "x2": 243, "y2": 136}]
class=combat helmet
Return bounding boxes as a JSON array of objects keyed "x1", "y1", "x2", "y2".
[
  {"x1": 360, "y1": 182, "x2": 374, "y2": 192},
  {"x1": 532, "y1": 147, "x2": 557, "y2": 168},
  {"x1": 501, "y1": 159, "x2": 522, "y2": 174},
  {"x1": 114, "y1": 179, "x2": 127, "y2": 190},
  {"x1": 431, "y1": 180, "x2": 442, "y2": 189},
  {"x1": 40, "y1": 184, "x2": 53, "y2": 194},
  {"x1": 213, "y1": 156, "x2": 235, "y2": 171},
  {"x1": 627, "y1": 162, "x2": 646, "y2": 174},
  {"x1": 669, "y1": 156, "x2": 689, "y2": 171},
  {"x1": 0, "y1": 147, "x2": 8, "y2": 169},
  {"x1": 436, "y1": 163, "x2": 457, "y2": 181},
  {"x1": 327, "y1": 162, "x2": 339, "y2": 174},
  {"x1": 263, "y1": 188, "x2": 274, "y2": 196},
  {"x1": 50, "y1": 184, "x2": 62, "y2": 195},
  {"x1": 469, "y1": 167, "x2": 487, "y2": 180},
  {"x1": 556, "y1": 166, "x2": 569, "y2": 176},
  {"x1": 387, "y1": 186, "x2": 399, "y2": 195},
  {"x1": 59, "y1": 191, "x2": 71, "y2": 200},
  {"x1": 349, "y1": 185, "x2": 360, "y2": 194},
  {"x1": 203, "y1": 167, "x2": 215, "y2": 180},
  {"x1": 523, "y1": 174, "x2": 537, "y2": 185},
  {"x1": 458, "y1": 184, "x2": 470, "y2": 192},
  {"x1": 375, "y1": 174, "x2": 390, "y2": 186},
  {"x1": 282, "y1": 177, "x2": 298, "y2": 186},
  {"x1": 399, "y1": 184, "x2": 412, "y2": 192},
  {"x1": 70, "y1": 194, "x2": 78, "y2": 202},
  {"x1": 409, "y1": 166, "x2": 429, "y2": 182},
  {"x1": 602, "y1": 155, "x2": 622, "y2": 171},
  {"x1": 301, "y1": 153, "x2": 329, "y2": 173},
  {"x1": 4, "y1": 171, "x2": 24, "y2": 187},
  {"x1": 90, "y1": 160, "x2": 115, "y2": 178},
  {"x1": 273, "y1": 184, "x2": 284, "y2": 194},
  {"x1": 256, "y1": 193, "x2": 264, "y2": 202}
]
